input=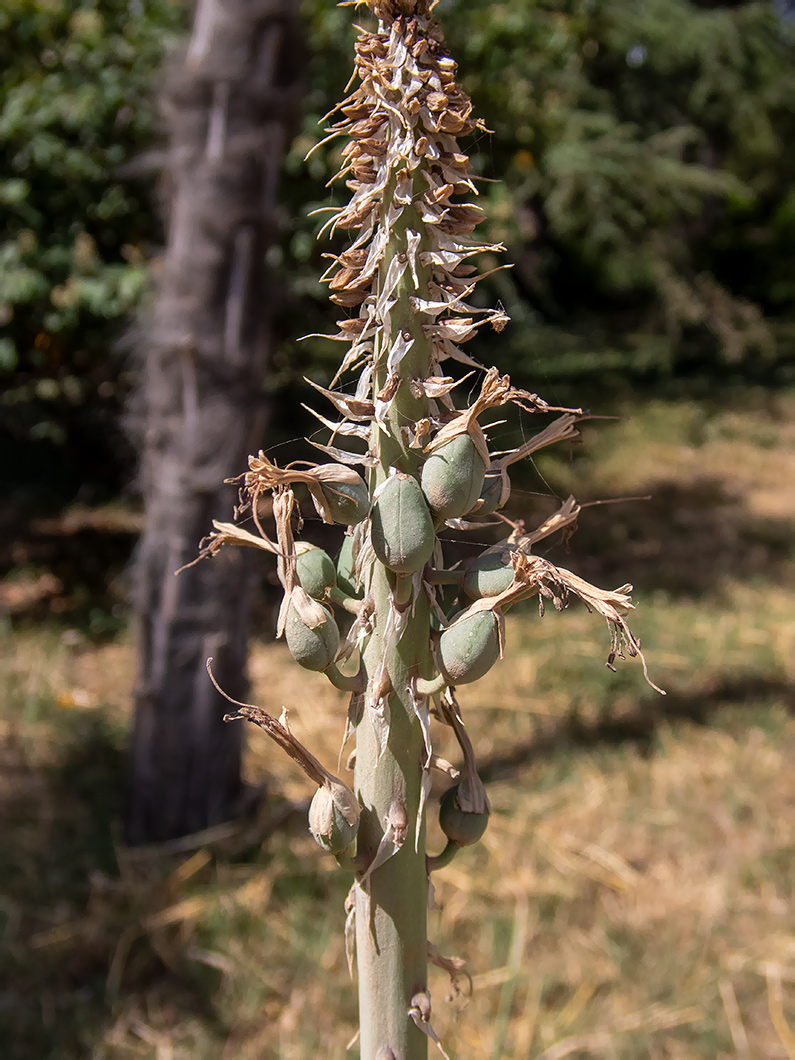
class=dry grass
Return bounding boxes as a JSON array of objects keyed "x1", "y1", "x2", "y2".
[{"x1": 2, "y1": 396, "x2": 795, "y2": 1058}]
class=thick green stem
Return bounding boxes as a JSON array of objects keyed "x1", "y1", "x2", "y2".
[
  {"x1": 355, "y1": 565, "x2": 430, "y2": 1059},
  {"x1": 354, "y1": 154, "x2": 435, "y2": 1058}
]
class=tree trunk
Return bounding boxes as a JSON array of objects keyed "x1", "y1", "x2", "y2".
[{"x1": 126, "y1": 0, "x2": 302, "y2": 844}]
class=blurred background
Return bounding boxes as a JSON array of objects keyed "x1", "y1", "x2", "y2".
[{"x1": 2, "y1": 0, "x2": 794, "y2": 1056}]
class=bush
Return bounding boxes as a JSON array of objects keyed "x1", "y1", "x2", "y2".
[{"x1": 0, "y1": 0, "x2": 182, "y2": 505}]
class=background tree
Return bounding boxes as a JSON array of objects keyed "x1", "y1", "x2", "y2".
[{"x1": 126, "y1": 0, "x2": 302, "y2": 843}]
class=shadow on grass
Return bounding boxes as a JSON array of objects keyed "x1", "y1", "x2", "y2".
[
  {"x1": 542, "y1": 476, "x2": 793, "y2": 598},
  {"x1": 0, "y1": 506, "x2": 285, "y2": 639},
  {"x1": 2, "y1": 670, "x2": 789, "y2": 1057},
  {"x1": 478, "y1": 673, "x2": 795, "y2": 785},
  {"x1": 0, "y1": 514, "x2": 137, "y2": 637},
  {"x1": 437, "y1": 474, "x2": 794, "y2": 604},
  {"x1": 0, "y1": 716, "x2": 231, "y2": 1060}
]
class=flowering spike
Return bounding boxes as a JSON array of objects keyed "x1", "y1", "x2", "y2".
[{"x1": 201, "y1": 2, "x2": 663, "y2": 1055}]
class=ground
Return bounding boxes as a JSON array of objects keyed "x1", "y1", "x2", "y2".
[{"x1": 1, "y1": 393, "x2": 794, "y2": 1058}]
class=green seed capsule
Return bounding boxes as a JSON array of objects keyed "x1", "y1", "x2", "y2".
[
  {"x1": 296, "y1": 544, "x2": 336, "y2": 600},
  {"x1": 463, "y1": 542, "x2": 517, "y2": 600},
  {"x1": 371, "y1": 473, "x2": 435, "y2": 574},
  {"x1": 308, "y1": 786, "x2": 360, "y2": 854},
  {"x1": 421, "y1": 434, "x2": 487, "y2": 520},
  {"x1": 439, "y1": 783, "x2": 489, "y2": 847},
  {"x1": 320, "y1": 474, "x2": 369, "y2": 525},
  {"x1": 474, "y1": 469, "x2": 507, "y2": 516},
  {"x1": 336, "y1": 534, "x2": 361, "y2": 597},
  {"x1": 438, "y1": 609, "x2": 500, "y2": 684},
  {"x1": 284, "y1": 601, "x2": 340, "y2": 671}
]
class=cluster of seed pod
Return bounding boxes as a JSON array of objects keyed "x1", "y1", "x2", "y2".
[
  {"x1": 202, "y1": 1, "x2": 660, "y2": 1053},
  {"x1": 227, "y1": 396, "x2": 655, "y2": 722}
]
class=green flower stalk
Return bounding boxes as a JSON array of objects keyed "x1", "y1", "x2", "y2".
[{"x1": 198, "y1": 1, "x2": 663, "y2": 1055}]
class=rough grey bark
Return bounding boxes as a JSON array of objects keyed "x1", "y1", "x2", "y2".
[{"x1": 127, "y1": 0, "x2": 302, "y2": 844}]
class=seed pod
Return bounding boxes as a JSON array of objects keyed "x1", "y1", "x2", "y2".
[
  {"x1": 319, "y1": 473, "x2": 369, "y2": 525},
  {"x1": 474, "y1": 469, "x2": 507, "y2": 516},
  {"x1": 284, "y1": 601, "x2": 340, "y2": 671},
  {"x1": 463, "y1": 542, "x2": 517, "y2": 600},
  {"x1": 336, "y1": 534, "x2": 361, "y2": 597},
  {"x1": 439, "y1": 783, "x2": 489, "y2": 846},
  {"x1": 308, "y1": 785, "x2": 360, "y2": 854},
  {"x1": 438, "y1": 608, "x2": 500, "y2": 684},
  {"x1": 421, "y1": 434, "x2": 486, "y2": 520},
  {"x1": 371, "y1": 472, "x2": 435, "y2": 574},
  {"x1": 296, "y1": 543, "x2": 336, "y2": 600}
]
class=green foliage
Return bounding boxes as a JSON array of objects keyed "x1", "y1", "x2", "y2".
[
  {"x1": 4, "y1": 0, "x2": 795, "y2": 507},
  {"x1": 453, "y1": 0, "x2": 795, "y2": 386},
  {"x1": 285, "y1": 0, "x2": 795, "y2": 395},
  {"x1": 0, "y1": 0, "x2": 183, "y2": 502}
]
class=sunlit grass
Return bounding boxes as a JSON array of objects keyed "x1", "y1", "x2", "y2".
[{"x1": 2, "y1": 397, "x2": 795, "y2": 1058}]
